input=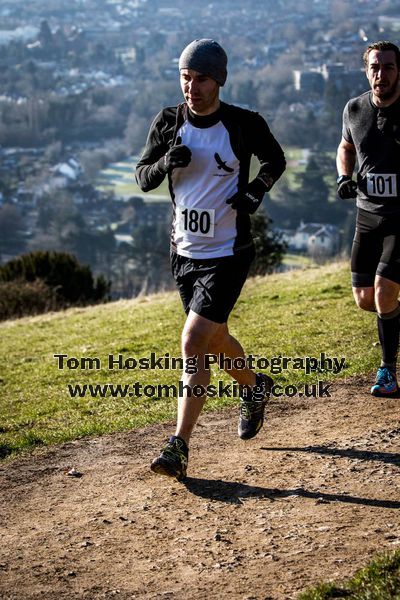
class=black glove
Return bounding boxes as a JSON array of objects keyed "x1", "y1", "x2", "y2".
[
  {"x1": 226, "y1": 177, "x2": 271, "y2": 214},
  {"x1": 159, "y1": 137, "x2": 191, "y2": 173},
  {"x1": 337, "y1": 175, "x2": 357, "y2": 199}
]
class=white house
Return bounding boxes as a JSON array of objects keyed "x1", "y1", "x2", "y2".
[{"x1": 286, "y1": 221, "x2": 340, "y2": 256}]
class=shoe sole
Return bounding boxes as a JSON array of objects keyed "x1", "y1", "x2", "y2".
[
  {"x1": 238, "y1": 420, "x2": 263, "y2": 440},
  {"x1": 370, "y1": 386, "x2": 399, "y2": 397},
  {"x1": 150, "y1": 458, "x2": 186, "y2": 481}
]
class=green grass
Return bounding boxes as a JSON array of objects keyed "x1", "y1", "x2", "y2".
[
  {"x1": 299, "y1": 550, "x2": 400, "y2": 599},
  {"x1": 282, "y1": 253, "x2": 314, "y2": 267},
  {"x1": 0, "y1": 261, "x2": 380, "y2": 459}
]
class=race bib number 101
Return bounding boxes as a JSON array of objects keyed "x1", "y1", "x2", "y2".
[
  {"x1": 177, "y1": 206, "x2": 215, "y2": 237},
  {"x1": 367, "y1": 173, "x2": 397, "y2": 197}
]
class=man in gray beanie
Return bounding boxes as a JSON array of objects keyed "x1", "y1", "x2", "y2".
[
  {"x1": 136, "y1": 39, "x2": 286, "y2": 482},
  {"x1": 178, "y1": 39, "x2": 228, "y2": 87}
]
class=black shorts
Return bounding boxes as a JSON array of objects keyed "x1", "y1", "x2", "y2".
[
  {"x1": 171, "y1": 245, "x2": 255, "y2": 324},
  {"x1": 351, "y1": 208, "x2": 400, "y2": 287}
]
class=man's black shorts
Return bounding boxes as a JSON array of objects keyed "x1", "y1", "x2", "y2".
[
  {"x1": 171, "y1": 245, "x2": 255, "y2": 324},
  {"x1": 351, "y1": 208, "x2": 400, "y2": 287}
]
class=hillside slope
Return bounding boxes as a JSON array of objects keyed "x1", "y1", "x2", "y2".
[{"x1": 0, "y1": 261, "x2": 382, "y2": 457}]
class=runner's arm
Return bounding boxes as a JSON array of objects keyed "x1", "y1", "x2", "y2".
[
  {"x1": 250, "y1": 113, "x2": 286, "y2": 191},
  {"x1": 135, "y1": 112, "x2": 170, "y2": 192},
  {"x1": 336, "y1": 137, "x2": 356, "y2": 177},
  {"x1": 225, "y1": 114, "x2": 285, "y2": 213}
]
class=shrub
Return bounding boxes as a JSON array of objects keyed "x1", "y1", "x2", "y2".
[
  {"x1": 0, "y1": 251, "x2": 111, "y2": 320},
  {"x1": 0, "y1": 279, "x2": 58, "y2": 321}
]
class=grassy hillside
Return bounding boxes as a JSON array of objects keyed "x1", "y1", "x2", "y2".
[{"x1": 0, "y1": 261, "x2": 380, "y2": 458}]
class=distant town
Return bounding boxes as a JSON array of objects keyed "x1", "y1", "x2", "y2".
[{"x1": 1, "y1": 0, "x2": 400, "y2": 296}]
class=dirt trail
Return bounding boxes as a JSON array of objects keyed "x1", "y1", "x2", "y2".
[{"x1": 0, "y1": 375, "x2": 399, "y2": 600}]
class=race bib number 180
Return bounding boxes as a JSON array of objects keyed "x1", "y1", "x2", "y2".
[
  {"x1": 367, "y1": 173, "x2": 397, "y2": 197},
  {"x1": 177, "y1": 206, "x2": 215, "y2": 237}
]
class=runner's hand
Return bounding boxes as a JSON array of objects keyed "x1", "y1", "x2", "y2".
[
  {"x1": 226, "y1": 177, "x2": 271, "y2": 214},
  {"x1": 160, "y1": 137, "x2": 191, "y2": 173},
  {"x1": 337, "y1": 176, "x2": 357, "y2": 199}
]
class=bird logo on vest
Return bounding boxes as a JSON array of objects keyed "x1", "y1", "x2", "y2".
[{"x1": 214, "y1": 153, "x2": 234, "y2": 173}]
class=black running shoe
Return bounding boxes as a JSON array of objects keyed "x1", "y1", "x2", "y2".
[
  {"x1": 150, "y1": 436, "x2": 188, "y2": 481},
  {"x1": 238, "y1": 373, "x2": 272, "y2": 440}
]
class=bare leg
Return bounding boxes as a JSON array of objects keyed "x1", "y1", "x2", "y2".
[
  {"x1": 374, "y1": 275, "x2": 400, "y2": 314},
  {"x1": 175, "y1": 310, "x2": 222, "y2": 445},
  {"x1": 208, "y1": 323, "x2": 256, "y2": 386},
  {"x1": 175, "y1": 316, "x2": 259, "y2": 445},
  {"x1": 374, "y1": 275, "x2": 400, "y2": 371},
  {"x1": 352, "y1": 286, "x2": 375, "y2": 312}
]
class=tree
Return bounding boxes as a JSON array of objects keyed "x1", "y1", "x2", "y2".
[
  {"x1": 124, "y1": 111, "x2": 150, "y2": 154},
  {"x1": 272, "y1": 102, "x2": 320, "y2": 147},
  {"x1": 250, "y1": 210, "x2": 287, "y2": 275},
  {"x1": 321, "y1": 79, "x2": 351, "y2": 148},
  {"x1": 0, "y1": 204, "x2": 25, "y2": 256},
  {"x1": 44, "y1": 141, "x2": 63, "y2": 163},
  {"x1": 39, "y1": 20, "x2": 53, "y2": 49},
  {"x1": 293, "y1": 156, "x2": 343, "y2": 224},
  {"x1": 111, "y1": 221, "x2": 172, "y2": 297}
]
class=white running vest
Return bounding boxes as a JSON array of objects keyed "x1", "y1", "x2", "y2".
[{"x1": 171, "y1": 120, "x2": 240, "y2": 258}]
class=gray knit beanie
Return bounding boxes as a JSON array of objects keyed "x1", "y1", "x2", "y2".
[{"x1": 178, "y1": 39, "x2": 228, "y2": 86}]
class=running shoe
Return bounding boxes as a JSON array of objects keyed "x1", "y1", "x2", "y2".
[
  {"x1": 150, "y1": 436, "x2": 188, "y2": 481},
  {"x1": 238, "y1": 373, "x2": 273, "y2": 440},
  {"x1": 370, "y1": 367, "x2": 398, "y2": 396}
]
